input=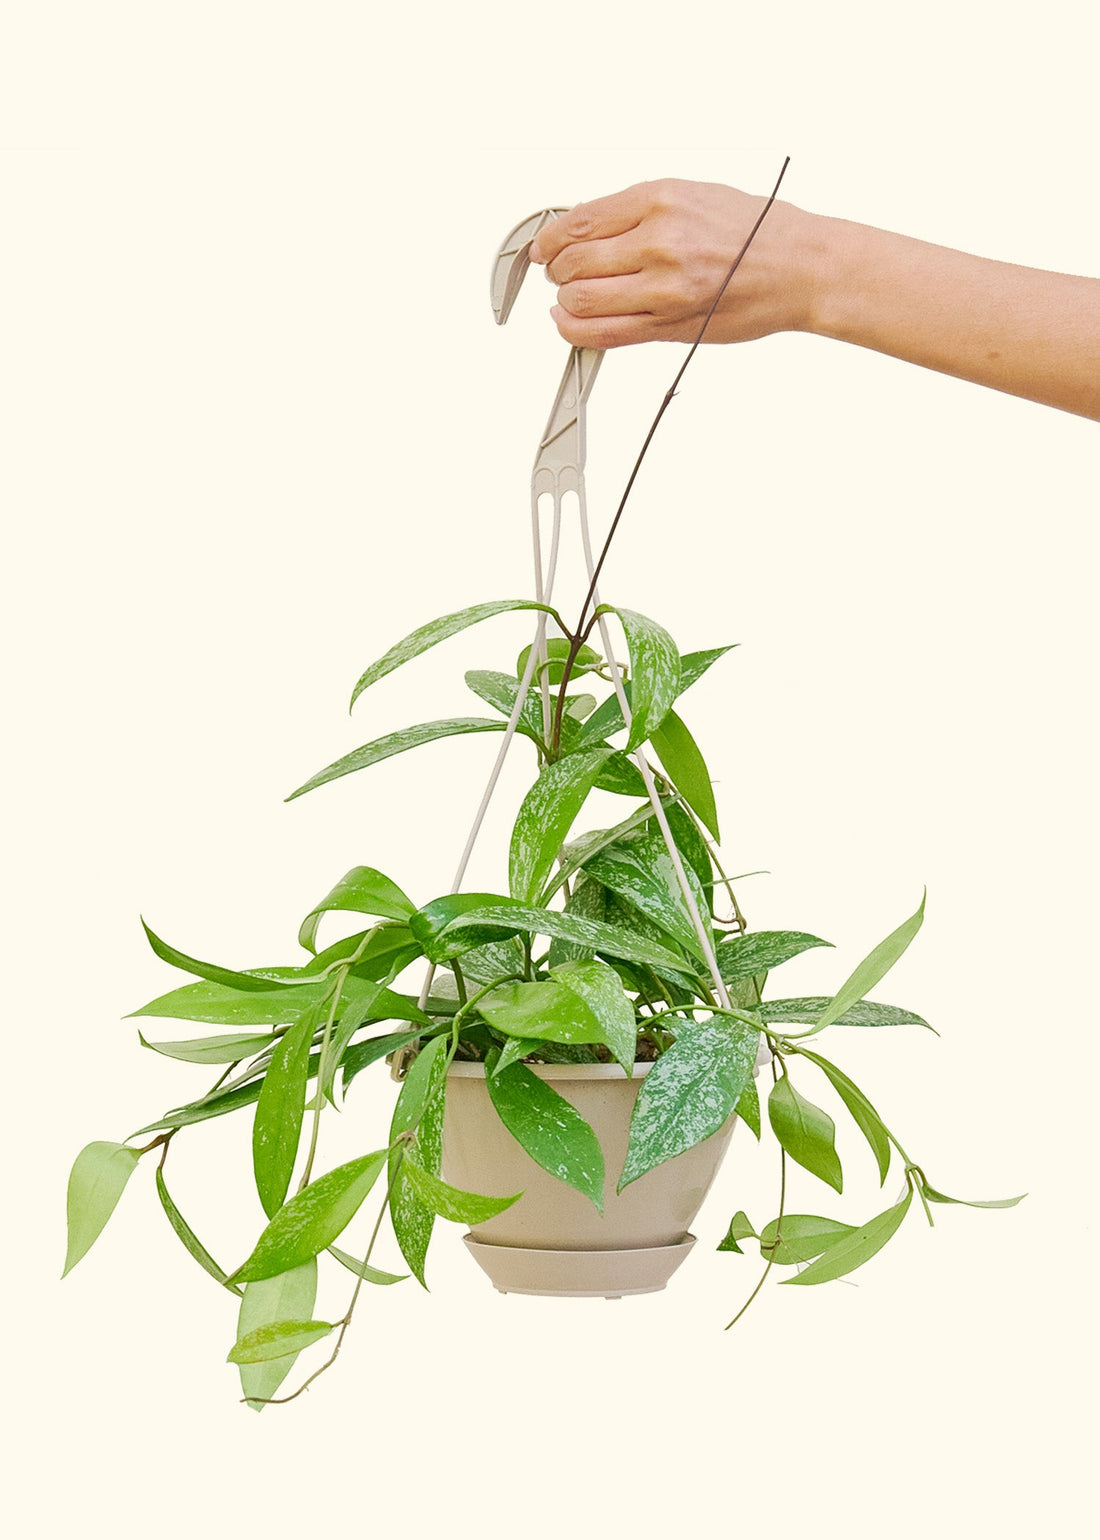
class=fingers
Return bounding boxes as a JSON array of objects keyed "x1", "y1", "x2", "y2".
[
  {"x1": 529, "y1": 184, "x2": 652, "y2": 266},
  {"x1": 549, "y1": 305, "x2": 675, "y2": 350},
  {"x1": 554, "y1": 271, "x2": 652, "y2": 320}
]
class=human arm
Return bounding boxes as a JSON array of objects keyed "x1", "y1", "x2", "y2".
[{"x1": 528, "y1": 179, "x2": 1100, "y2": 422}]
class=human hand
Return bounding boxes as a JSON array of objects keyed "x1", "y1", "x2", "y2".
[{"x1": 528, "y1": 178, "x2": 827, "y2": 350}]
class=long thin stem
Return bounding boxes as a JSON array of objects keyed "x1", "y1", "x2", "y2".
[
  {"x1": 725, "y1": 1058, "x2": 786, "y2": 1330},
  {"x1": 547, "y1": 155, "x2": 792, "y2": 761}
]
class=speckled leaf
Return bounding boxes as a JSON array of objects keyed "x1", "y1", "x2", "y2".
[
  {"x1": 657, "y1": 801, "x2": 713, "y2": 898},
  {"x1": 252, "y1": 1005, "x2": 320, "y2": 1218},
  {"x1": 782, "y1": 1190, "x2": 913, "y2": 1286},
  {"x1": 651, "y1": 709, "x2": 720, "y2": 840},
  {"x1": 715, "y1": 931, "x2": 833, "y2": 984},
  {"x1": 509, "y1": 748, "x2": 613, "y2": 903},
  {"x1": 606, "y1": 607, "x2": 680, "y2": 751},
  {"x1": 228, "y1": 1319, "x2": 334, "y2": 1365},
  {"x1": 717, "y1": 1210, "x2": 757, "y2": 1252},
  {"x1": 551, "y1": 959, "x2": 637, "y2": 1073},
  {"x1": 131, "y1": 1065, "x2": 320, "y2": 1137},
  {"x1": 813, "y1": 892, "x2": 926, "y2": 1034},
  {"x1": 63, "y1": 1141, "x2": 141, "y2": 1276},
  {"x1": 585, "y1": 828, "x2": 709, "y2": 962},
  {"x1": 287, "y1": 717, "x2": 507, "y2": 802},
  {"x1": 757, "y1": 997, "x2": 931, "y2": 1030},
  {"x1": 237, "y1": 1260, "x2": 316, "y2": 1411},
  {"x1": 758, "y1": 1213, "x2": 858, "y2": 1265},
  {"x1": 920, "y1": 1182, "x2": 1026, "y2": 1209},
  {"x1": 795, "y1": 1047, "x2": 892, "y2": 1184},
  {"x1": 594, "y1": 753, "x2": 648, "y2": 796},
  {"x1": 402, "y1": 1156, "x2": 521, "y2": 1224},
  {"x1": 577, "y1": 647, "x2": 735, "y2": 747},
  {"x1": 229, "y1": 1150, "x2": 388, "y2": 1283},
  {"x1": 349, "y1": 599, "x2": 556, "y2": 707},
  {"x1": 486, "y1": 1060, "x2": 605, "y2": 1211},
  {"x1": 297, "y1": 866, "x2": 415, "y2": 953},
  {"x1": 389, "y1": 1036, "x2": 449, "y2": 1287},
  {"x1": 768, "y1": 1076, "x2": 843, "y2": 1194},
  {"x1": 464, "y1": 669, "x2": 595, "y2": 752},
  {"x1": 619, "y1": 1018, "x2": 759, "y2": 1192},
  {"x1": 155, "y1": 1167, "x2": 242, "y2": 1294},
  {"x1": 437, "y1": 904, "x2": 697, "y2": 985},
  {"x1": 454, "y1": 935, "x2": 529, "y2": 986},
  {"x1": 544, "y1": 802, "x2": 659, "y2": 902},
  {"x1": 479, "y1": 980, "x2": 605, "y2": 1047}
]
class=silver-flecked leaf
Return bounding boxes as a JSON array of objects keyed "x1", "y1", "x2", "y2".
[
  {"x1": 287, "y1": 718, "x2": 507, "y2": 802},
  {"x1": 486, "y1": 1059, "x2": 605, "y2": 1211},
  {"x1": 607, "y1": 607, "x2": 681, "y2": 751},
  {"x1": 509, "y1": 748, "x2": 613, "y2": 903},
  {"x1": 350, "y1": 599, "x2": 557, "y2": 706},
  {"x1": 619, "y1": 1018, "x2": 759, "y2": 1191},
  {"x1": 715, "y1": 930, "x2": 833, "y2": 984},
  {"x1": 229, "y1": 1150, "x2": 388, "y2": 1283}
]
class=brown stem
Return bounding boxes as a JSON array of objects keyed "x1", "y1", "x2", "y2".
[{"x1": 547, "y1": 158, "x2": 791, "y2": 756}]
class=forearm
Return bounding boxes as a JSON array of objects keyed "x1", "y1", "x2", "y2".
[{"x1": 807, "y1": 215, "x2": 1100, "y2": 420}]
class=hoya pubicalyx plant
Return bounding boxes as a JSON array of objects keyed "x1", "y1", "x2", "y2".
[
  {"x1": 65, "y1": 182, "x2": 1021, "y2": 1408},
  {"x1": 63, "y1": 599, "x2": 1022, "y2": 1406}
]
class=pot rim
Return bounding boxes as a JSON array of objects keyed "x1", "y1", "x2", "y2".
[{"x1": 447, "y1": 1060, "x2": 654, "y2": 1081}]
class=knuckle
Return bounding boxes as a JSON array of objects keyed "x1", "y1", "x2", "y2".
[{"x1": 562, "y1": 282, "x2": 595, "y2": 317}]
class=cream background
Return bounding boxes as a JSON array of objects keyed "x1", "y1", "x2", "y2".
[{"x1": 3, "y1": 3, "x2": 1096, "y2": 1535}]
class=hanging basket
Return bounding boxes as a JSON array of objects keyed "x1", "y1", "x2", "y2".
[{"x1": 442, "y1": 1061, "x2": 741, "y2": 1298}]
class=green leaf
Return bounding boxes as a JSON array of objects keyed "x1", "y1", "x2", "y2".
[
  {"x1": 758, "y1": 1213, "x2": 858, "y2": 1265},
  {"x1": 402, "y1": 1157, "x2": 522, "y2": 1224},
  {"x1": 319, "y1": 985, "x2": 429, "y2": 1104},
  {"x1": 813, "y1": 892, "x2": 926, "y2": 1034},
  {"x1": 768, "y1": 1075, "x2": 843, "y2": 1193},
  {"x1": 566, "y1": 693, "x2": 598, "y2": 720},
  {"x1": 410, "y1": 891, "x2": 521, "y2": 965},
  {"x1": 585, "y1": 828, "x2": 709, "y2": 962},
  {"x1": 138, "y1": 1029, "x2": 277, "y2": 1064},
  {"x1": 551, "y1": 959, "x2": 638, "y2": 1073},
  {"x1": 794, "y1": 1047, "x2": 893, "y2": 1185},
  {"x1": 737, "y1": 1077, "x2": 762, "y2": 1139},
  {"x1": 228, "y1": 1318, "x2": 335, "y2": 1365},
  {"x1": 328, "y1": 1247, "x2": 408, "y2": 1285},
  {"x1": 230, "y1": 1150, "x2": 388, "y2": 1283},
  {"x1": 577, "y1": 646, "x2": 735, "y2": 747},
  {"x1": 436, "y1": 903, "x2": 698, "y2": 985},
  {"x1": 717, "y1": 1210, "x2": 757, "y2": 1253},
  {"x1": 389, "y1": 1037, "x2": 450, "y2": 1287},
  {"x1": 919, "y1": 1182, "x2": 1026, "y2": 1209},
  {"x1": 516, "y1": 637, "x2": 601, "y2": 685},
  {"x1": 486, "y1": 1059, "x2": 606, "y2": 1211},
  {"x1": 127, "y1": 969, "x2": 389, "y2": 1028},
  {"x1": 658, "y1": 801, "x2": 713, "y2": 899},
  {"x1": 509, "y1": 748, "x2": 614, "y2": 904},
  {"x1": 543, "y1": 801, "x2": 661, "y2": 902},
  {"x1": 140, "y1": 921, "x2": 312, "y2": 995},
  {"x1": 287, "y1": 718, "x2": 507, "y2": 802},
  {"x1": 63, "y1": 1141, "x2": 141, "y2": 1276},
  {"x1": 298, "y1": 866, "x2": 415, "y2": 953},
  {"x1": 715, "y1": 931, "x2": 833, "y2": 984},
  {"x1": 756, "y1": 997, "x2": 931, "y2": 1029},
  {"x1": 619, "y1": 1018, "x2": 759, "y2": 1191},
  {"x1": 650, "y1": 709, "x2": 720, "y2": 840},
  {"x1": 606, "y1": 607, "x2": 681, "y2": 751},
  {"x1": 237, "y1": 1261, "x2": 316, "y2": 1410},
  {"x1": 350, "y1": 599, "x2": 558, "y2": 707},
  {"x1": 782, "y1": 1190, "x2": 913, "y2": 1285},
  {"x1": 252, "y1": 1006, "x2": 320, "y2": 1218},
  {"x1": 155, "y1": 1167, "x2": 242, "y2": 1294},
  {"x1": 478, "y1": 967, "x2": 636, "y2": 1074}
]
